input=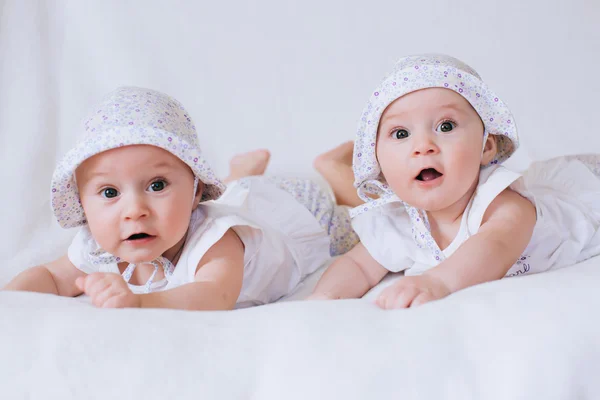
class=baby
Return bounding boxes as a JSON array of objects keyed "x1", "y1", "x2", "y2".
[
  {"x1": 309, "y1": 54, "x2": 600, "y2": 309},
  {"x1": 3, "y1": 87, "x2": 358, "y2": 310}
]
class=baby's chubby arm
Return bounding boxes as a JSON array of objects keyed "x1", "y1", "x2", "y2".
[
  {"x1": 375, "y1": 189, "x2": 536, "y2": 309},
  {"x1": 308, "y1": 242, "x2": 388, "y2": 300},
  {"x1": 3, "y1": 255, "x2": 85, "y2": 297},
  {"x1": 135, "y1": 228, "x2": 245, "y2": 310},
  {"x1": 426, "y1": 188, "x2": 536, "y2": 293}
]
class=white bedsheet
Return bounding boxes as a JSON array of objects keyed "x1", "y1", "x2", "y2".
[
  {"x1": 1, "y1": 256, "x2": 600, "y2": 399},
  {"x1": 2, "y1": 2, "x2": 600, "y2": 399}
]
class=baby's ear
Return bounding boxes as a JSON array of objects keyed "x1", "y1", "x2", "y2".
[
  {"x1": 193, "y1": 180, "x2": 205, "y2": 209},
  {"x1": 481, "y1": 134, "x2": 498, "y2": 166}
]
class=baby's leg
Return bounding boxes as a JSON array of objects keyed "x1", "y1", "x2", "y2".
[
  {"x1": 264, "y1": 176, "x2": 359, "y2": 256},
  {"x1": 328, "y1": 205, "x2": 360, "y2": 256},
  {"x1": 313, "y1": 141, "x2": 363, "y2": 207},
  {"x1": 224, "y1": 149, "x2": 271, "y2": 183}
]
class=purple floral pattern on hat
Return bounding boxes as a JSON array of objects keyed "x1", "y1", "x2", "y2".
[
  {"x1": 50, "y1": 87, "x2": 226, "y2": 229},
  {"x1": 352, "y1": 54, "x2": 519, "y2": 208},
  {"x1": 349, "y1": 54, "x2": 520, "y2": 258}
]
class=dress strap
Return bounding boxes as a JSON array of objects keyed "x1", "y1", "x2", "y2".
[{"x1": 466, "y1": 165, "x2": 522, "y2": 234}]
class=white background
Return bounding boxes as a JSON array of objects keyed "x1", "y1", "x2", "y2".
[{"x1": 1, "y1": 0, "x2": 599, "y2": 280}]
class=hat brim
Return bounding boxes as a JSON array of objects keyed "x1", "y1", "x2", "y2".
[
  {"x1": 51, "y1": 127, "x2": 226, "y2": 229},
  {"x1": 352, "y1": 72, "x2": 518, "y2": 201}
]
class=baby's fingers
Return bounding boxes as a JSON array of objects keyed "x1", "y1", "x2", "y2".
[
  {"x1": 410, "y1": 291, "x2": 434, "y2": 308},
  {"x1": 91, "y1": 284, "x2": 124, "y2": 308},
  {"x1": 390, "y1": 286, "x2": 419, "y2": 309},
  {"x1": 376, "y1": 285, "x2": 417, "y2": 310},
  {"x1": 375, "y1": 286, "x2": 396, "y2": 308},
  {"x1": 79, "y1": 274, "x2": 111, "y2": 297}
]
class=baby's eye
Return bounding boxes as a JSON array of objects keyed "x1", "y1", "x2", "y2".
[
  {"x1": 148, "y1": 180, "x2": 167, "y2": 192},
  {"x1": 437, "y1": 121, "x2": 456, "y2": 133},
  {"x1": 392, "y1": 129, "x2": 410, "y2": 139},
  {"x1": 102, "y1": 188, "x2": 119, "y2": 198}
]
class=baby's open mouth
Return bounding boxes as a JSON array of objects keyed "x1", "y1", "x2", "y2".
[
  {"x1": 416, "y1": 168, "x2": 443, "y2": 182},
  {"x1": 126, "y1": 233, "x2": 153, "y2": 241}
]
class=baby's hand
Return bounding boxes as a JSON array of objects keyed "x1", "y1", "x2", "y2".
[
  {"x1": 376, "y1": 273, "x2": 451, "y2": 309},
  {"x1": 76, "y1": 273, "x2": 140, "y2": 308}
]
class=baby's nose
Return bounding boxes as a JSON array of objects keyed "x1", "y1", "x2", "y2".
[
  {"x1": 412, "y1": 135, "x2": 439, "y2": 156},
  {"x1": 123, "y1": 194, "x2": 150, "y2": 220}
]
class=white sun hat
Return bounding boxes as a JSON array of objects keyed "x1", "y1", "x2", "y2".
[
  {"x1": 50, "y1": 86, "x2": 226, "y2": 229},
  {"x1": 350, "y1": 54, "x2": 520, "y2": 261},
  {"x1": 352, "y1": 53, "x2": 519, "y2": 210}
]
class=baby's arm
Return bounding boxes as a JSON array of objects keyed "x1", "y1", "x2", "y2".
[
  {"x1": 136, "y1": 228, "x2": 245, "y2": 310},
  {"x1": 308, "y1": 242, "x2": 388, "y2": 300},
  {"x1": 428, "y1": 189, "x2": 536, "y2": 292},
  {"x1": 3, "y1": 255, "x2": 85, "y2": 297},
  {"x1": 377, "y1": 189, "x2": 536, "y2": 309}
]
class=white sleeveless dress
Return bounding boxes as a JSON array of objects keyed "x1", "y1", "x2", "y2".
[
  {"x1": 352, "y1": 155, "x2": 600, "y2": 277},
  {"x1": 68, "y1": 177, "x2": 352, "y2": 308}
]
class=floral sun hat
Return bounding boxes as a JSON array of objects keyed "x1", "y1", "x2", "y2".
[
  {"x1": 350, "y1": 54, "x2": 520, "y2": 262},
  {"x1": 51, "y1": 86, "x2": 226, "y2": 229}
]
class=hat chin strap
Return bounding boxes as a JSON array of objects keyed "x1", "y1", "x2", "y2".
[{"x1": 121, "y1": 257, "x2": 175, "y2": 293}]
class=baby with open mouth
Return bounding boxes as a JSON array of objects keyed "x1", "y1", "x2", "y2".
[{"x1": 308, "y1": 53, "x2": 600, "y2": 309}]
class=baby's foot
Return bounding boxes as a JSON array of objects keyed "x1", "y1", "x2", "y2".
[
  {"x1": 313, "y1": 141, "x2": 364, "y2": 207},
  {"x1": 225, "y1": 149, "x2": 271, "y2": 182},
  {"x1": 313, "y1": 140, "x2": 354, "y2": 173}
]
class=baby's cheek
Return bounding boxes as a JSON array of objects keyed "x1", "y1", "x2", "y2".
[
  {"x1": 457, "y1": 153, "x2": 482, "y2": 181},
  {"x1": 380, "y1": 165, "x2": 407, "y2": 186},
  {"x1": 383, "y1": 175, "x2": 411, "y2": 200},
  {"x1": 88, "y1": 223, "x2": 116, "y2": 253},
  {"x1": 164, "y1": 202, "x2": 193, "y2": 238},
  {"x1": 83, "y1": 205, "x2": 116, "y2": 249}
]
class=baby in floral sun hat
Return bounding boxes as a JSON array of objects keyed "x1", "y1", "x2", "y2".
[
  {"x1": 4, "y1": 87, "x2": 358, "y2": 309},
  {"x1": 308, "y1": 54, "x2": 600, "y2": 309}
]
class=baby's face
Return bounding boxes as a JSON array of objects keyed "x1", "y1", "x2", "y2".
[
  {"x1": 376, "y1": 88, "x2": 494, "y2": 213},
  {"x1": 75, "y1": 145, "x2": 202, "y2": 264}
]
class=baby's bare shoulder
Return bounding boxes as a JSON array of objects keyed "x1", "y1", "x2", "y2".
[{"x1": 482, "y1": 188, "x2": 536, "y2": 230}]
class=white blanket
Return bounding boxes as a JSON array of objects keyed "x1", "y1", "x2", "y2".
[
  {"x1": 2, "y1": 1, "x2": 600, "y2": 399},
  {"x1": 2, "y1": 256, "x2": 600, "y2": 399}
]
